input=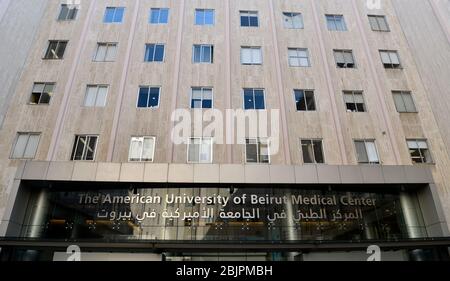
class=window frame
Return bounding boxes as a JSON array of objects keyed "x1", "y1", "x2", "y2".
[
  {"x1": 83, "y1": 85, "x2": 109, "y2": 107},
  {"x1": 128, "y1": 136, "x2": 156, "y2": 162},
  {"x1": 407, "y1": 139, "x2": 433, "y2": 164},
  {"x1": 93, "y1": 42, "x2": 118, "y2": 62},
  {"x1": 379, "y1": 50, "x2": 402, "y2": 69},
  {"x1": 195, "y1": 9, "x2": 215, "y2": 26},
  {"x1": 144, "y1": 43, "x2": 165, "y2": 62},
  {"x1": 300, "y1": 139, "x2": 325, "y2": 164},
  {"x1": 243, "y1": 88, "x2": 266, "y2": 110},
  {"x1": 283, "y1": 12, "x2": 304, "y2": 29},
  {"x1": 288, "y1": 48, "x2": 311, "y2": 67},
  {"x1": 326, "y1": 14, "x2": 347, "y2": 31},
  {"x1": 333, "y1": 49, "x2": 356, "y2": 68},
  {"x1": 136, "y1": 86, "x2": 161, "y2": 109},
  {"x1": 368, "y1": 15, "x2": 390, "y2": 32},
  {"x1": 343, "y1": 91, "x2": 366, "y2": 113},
  {"x1": 245, "y1": 137, "x2": 270, "y2": 164},
  {"x1": 10, "y1": 132, "x2": 41, "y2": 159},
  {"x1": 43, "y1": 40, "x2": 68, "y2": 60},
  {"x1": 240, "y1": 46, "x2": 263, "y2": 65},
  {"x1": 29, "y1": 82, "x2": 55, "y2": 105},
  {"x1": 103, "y1": 7, "x2": 125, "y2": 23},
  {"x1": 57, "y1": 4, "x2": 79, "y2": 21},
  {"x1": 240, "y1": 11, "x2": 259, "y2": 27},
  {"x1": 192, "y1": 44, "x2": 214, "y2": 64},
  {"x1": 187, "y1": 137, "x2": 213, "y2": 164},
  {"x1": 190, "y1": 87, "x2": 213, "y2": 109},
  {"x1": 354, "y1": 139, "x2": 380, "y2": 164},
  {"x1": 70, "y1": 135, "x2": 99, "y2": 161},
  {"x1": 294, "y1": 89, "x2": 316, "y2": 111},
  {"x1": 392, "y1": 91, "x2": 417, "y2": 113},
  {"x1": 150, "y1": 8, "x2": 169, "y2": 24}
]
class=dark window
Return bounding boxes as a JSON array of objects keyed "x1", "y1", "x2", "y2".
[
  {"x1": 407, "y1": 139, "x2": 432, "y2": 164},
  {"x1": 145, "y1": 44, "x2": 165, "y2": 62},
  {"x1": 334, "y1": 49, "x2": 355, "y2": 68},
  {"x1": 58, "y1": 4, "x2": 78, "y2": 21},
  {"x1": 244, "y1": 88, "x2": 265, "y2": 110},
  {"x1": 301, "y1": 139, "x2": 324, "y2": 164},
  {"x1": 240, "y1": 11, "x2": 259, "y2": 27},
  {"x1": 44, "y1": 41, "x2": 67, "y2": 59},
  {"x1": 344, "y1": 91, "x2": 366, "y2": 112},
  {"x1": 30, "y1": 83, "x2": 54, "y2": 104},
  {"x1": 137, "y1": 87, "x2": 160, "y2": 108},
  {"x1": 193, "y1": 45, "x2": 213, "y2": 63},
  {"x1": 71, "y1": 135, "x2": 98, "y2": 161},
  {"x1": 294, "y1": 90, "x2": 316, "y2": 111}
]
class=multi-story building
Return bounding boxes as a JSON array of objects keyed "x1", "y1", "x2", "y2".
[{"x1": 0, "y1": 0, "x2": 449, "y2": 261}]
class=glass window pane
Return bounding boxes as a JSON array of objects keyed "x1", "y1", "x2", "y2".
[
  {"x1": 355, "y1": 141, "x2": 369, "y2": 163},
  {"x1": 12, "y1": 134, "x2": 29, "y2": 158},
  {"x1": 295, "y1": 90, "x2": 306, "y2": 111},
  {"x1": 105, "y1": 44, "x2": 117, "y2": 61},
  {"x1": 148, "y1": 88, "x2": 159, "y2": 107},
  {"x1": 305, "y1": 91, "x2": 316, "y2": 110},
  {"x1": 302, "y1": 141, "x2": 314, "y2": 163},
  {"x1": 104, "y1": 8, "x2": 114, "y2": 22},
  {"x1": 202, "y1": 46, "x2": 211, "y2": 62},
  {"x1": 244, "y1": 90, "x2": 254, "y2": 109},
  {"x1": 389, "y1": 52, "x2": 400, "y2": 64},
  {"x1": 408, "y1": 141, "x2": 419, "y2": 149},
  {"x1": 334, "y1": 51, "x2": 345, "y2": 64},
  {"x1": 84, "y1": 87, "x2": 97, "y2": 107},
  {"x1": 418, "y1": 141, "x2": 428, "y2": 149},
  {"x1": 73, "y1": 136, "x2": 86, "y2": 160},
  {"x1": 114, "y1": 8, "x2": 124, "y2": 22},
  {"x1": 403, "y1": 93, "x2": 416, "y2": 112},
  {"x1": 195, "y1": 10, "x2": 204, "y2": 25},
  {"x1": 23, "y1": 134, "x2": 40, "y2": 158},
  {"x1": 138, "y1": 87, "x2": 149, "y2": 107},
  {"x1": 393, "y1": 92, "x2": 406, "y2": 112},
  {"x1": 85, "y1": 137, "x2": 97, "y2": 160},
  {"x1": 380, "y1": 51, "x2": 391, "y2": 64},
  {"x1": 241, "y1": 48, "x2": 252, "y2": 64},
  {"x1": 253, "y1": 48, "x2": 262, "y2": 64},
  {"x1": 366, "y1": 142, "x2": 379, "y2": 163},
  {"x1": 313, "y1": 140, "x2": 324, "y2": 163},
  {"x1": 249, "y1": 15, "x2": 258, "y2": 26},
  {"x1": 188, "y1": 141, "x2": 200, "y2": 162},
  {"x1": 150, "y1": 9, "x2": 159, "y2": 23},
  {"x1": 154, "y1": 45, "x2": 164, "y2": 61},
  {"x1": 95, "y1": 45, "x2": 107, "y2": 61},
  {"x1": 246, "y1": 142, "x2": 257, "y2": 163},
  {"x1": 142, "y1": 138, "x2": 155, "y2": 161},
  {"x1": 254, "y1": 90, "x2": 265, "y2": 109},
  {"x1": 95, "y1": 87, "x2": 108, "y2": 107},
  {"x1": 59, "y1": 5, "x2": 69, "y2": 20},
  {"x1": 378, "y1": 17, "x2": 389, "y2": 31},
  {"x1": 160, "y1": 9, "x2": 169, "y2": 23},
  {"x1": 129, "y1": 138, "x2": 143, "y2": 161},
  {"x1": 193, "y1": 46, "x2": 201, "y2": 62},
  {"x1": 33, "y1": 83, "x2": 45, "y2": 93},
  {"x1": 204, "y1": 10, "x2": 214, "y2": 25},
  {"x1": 145, "y1": 44, "x2": 155, "y2": 61},
  {"x1": 39, "y1": 92, "x2": 51, "y2": 104},
  {"x1": 200, "y1": 140, "x2": 211, "y2": 162},
  {"x1": 354, "y1": 93, "x2": 364, "y2": 103}
]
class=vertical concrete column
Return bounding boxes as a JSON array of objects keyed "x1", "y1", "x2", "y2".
[
  {"x1": 284, "y1": 191, "x2": 299, "y2": 260},
  {"x1": 400, "y1": 192, "x2": 427, "y2": 238},
  {"x1": 27, "y1": 189, "x2": 49, "y2": 238}
]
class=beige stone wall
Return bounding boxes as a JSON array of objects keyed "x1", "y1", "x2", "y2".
[{"x1": 0, "y1": 0, "x2": 449, "y2": 232}]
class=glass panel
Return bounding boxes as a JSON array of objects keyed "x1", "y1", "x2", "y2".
[
  {"x1": 246, "y1": 141, "x2": 257, "y2": 162},
  {"x1": 355, "y1": 141, "x2": 369, "y2": 163},
  {"x1": 200, "y1": 140, "x2": 211, "y2": 162},
  {"x1": 138, "y1": 87, "x2": 149, "y2": 108},
  {"x1": 195, "y1": 10, "x2": 204, "y2": 25},
  {"x1": 95, "y1": 44, "x2": 107, "y2": 61},
  {"x1": 150, "y1": 9, "x2": 160, "y2": 23},
  {"x1": 114, "y1": 8, "x2": 124, "y2": 22},
  {"x1": 145, "y1": 45, "x2": 155, "y2": 61},
  {"x1": 23, "y1": 134, "x2": 40, "y2": 158},
  {"x1": 407, "y1": 140, "x2": 419, "y2": 149},
  {"x1": 295, "y1": 90, "x2": 306, "y2": 111},
  {"x1": 193, "y1": 46, "x2": 201, "y2": 62},
  {"x1": 259, "y1": 142, "x2": 269, "y2": 163},
  {"x1": 241, "y1": 48, "x2": 252, "y2": 64},
  {"x1": 32, "y1": 83, "x2": 45, "y2": 93},
  {"x1": 204, "y1": 10, "x2": 214, "y2": 25},
  {"x1": 154, "y1": 45, "x2": 164, "y2": 61},
  {"x1": 299, "y1": 57, "x2": 309, "y2": 67},
  {"x1": 72, "y1": 136, "x2": 86, "y2": 160},
  {"x1": 148, "y1": 88, "x2": 160, "y2": 107},
  {"x1": 142, "y1": 138, "x2": 154, "y2": 161},
  {"x1": 378, "y1": 17, "x2": 389, "y2": 31},
  {"x1": 403, "y1": 93, "x2": 416, "y2": 112},
  {"x1": 129, "y1": 138, "x2": 143, "y2": 161},
  {"x1": 301, "y1": 141, "x2": 314, "y2": 163},
  {"x1": 393, "y1": 92, "x2": 406, "y2": 112},
  {"x1": 344, "y1": 51, "x2": 354, "y2": 64},
  {"x1": 249, "y1": 15, "x2": 258, "y2": 26},
  {"x1": 343, "y1": 93, "x2": 354, "y2": 103},
  {"x1": 84, "y1": 87, "x2": 97, "y2": 107},
  {"x1": 380, "y1": 51, "x2": 391, "y2": 64},
  {"x1": 244, "y1": 89, "x2": 254, "y2": 110},
  {"x1": 254, "y1": 90, "x2": 265, "y2": 109},
  {"x1": 188, "y1": 141, "x2": 200, "y2": 162},
  {"x1": 59, "y1": 5, "x2": 69, "y2": 20},
  {"x1": 369, "y1": 16, "x2": 379, "y2": 30},
  {"x1": 354, "y1": 93, "x2": 364, "y2": 103},
  {"x1": 39, "y1": 92, "x2": 51, "y2": 104},
  {"x1": 95, "y1": 87, "x2": 108, "y2": 107},
  {"x1": 389, "y1": 52, "x2": 400, "y2": 65},
  {"x1": 293, "y1": 14, "x2": 303, "y2": 29},
  {"x1": 104, "y1": 8, "x2": 115, "y2": 23},
  {"x1": 202, "y1": 46, "x2": 211, "y2": 63},
  {"x1": 105, "y1": 44, "x2": 117, "y2": 61},
  {"x1": 366, "y1": 142, "x2": 379, "y2": 163},
  {"x1": 159, "y1": 9, "x2": 169, "y2": 23},
  {"x1": 253, "y1": 48, "x2": 262, "y2": 64},
  {"x1": 313, "y1": 140, "x2": 324, "y2": 163},
  {"x1": 418, "y1": 141, "x2": 428, "y2": 149},
  {"x1": 334, "y1": 51, "x2": 345, "y2": 64},
  {"x1": 12, "y1": 134, "x2": 29, "y2": 158},
  {"x1": 305, "y1": 91, "x2": 316, "y2": 111},
  {"x1": 240, "y1": 15, "x2": 249, "y2": 26},
  {"x1": 85, "y1": 137, "x2": 97, "y2": 160}
]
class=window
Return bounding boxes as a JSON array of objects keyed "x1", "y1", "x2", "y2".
[
  {"x1": 283, "y1": 12, "x2": 303, "y2": 29},
  {"x1": 71, "y1": 135, "x2": 98, "y2": 161},
  {"x1": 243, "y1": 88, "x2": 265, "y2": 110},
  {"x1": 137, "y1": 87, "x2": 160, "y2": 108},
  {"x1": 84, "y1": 85, "x2": 108, "y2": 107},
  {"x1": 193, "y1": 45, "x2": 214, "y2": 63},
  {"x1": 301, "y1": 139, "x2": 324, "y2": 164},
  {"x1": 104, "y1": 7, "x2": 124, "y2": 23},
  {"x1": 344, "y1": 91, "x2": 366, "y2": 112},
  {"x1": 150, "y1": 8, "x2": 169, "y2": 24},
  {"x1": 326, "y1": 15, "x2": 347, "y2": 31},
  {"x1": 58, "y1": 4, "x2": 78, "y2": 21},
  {"x1": 11, "y1": 133, "x2": 40, "y2": 159},
  {"x1": 368, "y1": 15, "x2": 390, "y2": 32},
  {"x1": 407, "y1": 139, "x2": 432, "y2": 164},
  {"x1": 188, "y1": 137, "x2": 212, "y2": 163},
  {"x1": 393, "y1": 91, "x2": 417, "y2": 113},
  {"x1": 246, "y1": 138, "x2": 270, "y2": 164},
  {"x1": 354, "y1": 140, "x2": 379, "y2": 164},
  {"x1": 44, "y1": 40, "x2": 67, "y2": 59},
  {"x1": 29, "y1": 83, "x2": 54, "y2": 104},
  {"x1": 145, "y1": 44, "x2": 165, "y2": 62},
  {"x1": 294, "y1": 90, "x2": 316, "y2": 111},
  {"x1": 380, "y1": 50, "x2": 401, "y2": 68},
  {"x1": 191, "y1": 87, "x2": 213, "y2": 109},
  {"x1": 195, "y1": 9, "x2": 214, "y2": 25},
  {"x1": 241, "y1": 47, "x2": 262, "y2": 65},
  {"x1": 93, "y1": 43, "x2": 117, "y2": 62},
  {"x1": 334, "y1": 49, "x2": 355, "y2": 68},
  {"x1": 240, "y1": 11, "x2": 259, "y2": 27},
  {"x1": 129, "y1": 136, "x2": 155, "y2": 162},
  {"x1": 288, "y1": 48, "x2": 310, "y2": 67}
]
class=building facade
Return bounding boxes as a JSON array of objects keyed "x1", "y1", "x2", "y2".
[{"x1": 0, "y1": 0, "x2": 449, "y2": 261}]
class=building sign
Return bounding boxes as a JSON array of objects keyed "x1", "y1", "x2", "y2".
[{"x1": 20, "y1": 186, "x2": 426, "y2": 242}]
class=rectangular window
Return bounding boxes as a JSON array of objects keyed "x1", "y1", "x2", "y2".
[
  {"x1": 283, "y1": 12, "x2": 304, "y2": 29},
  {"x1": 11, "y1": 133, "x2": 40, "y2": 159},
  {"x1": 145, "y1": 44, "x2": 165, "y2": 62},
  {"x1": 240, "y1": 11, "x2": 259, "y2": 27},
  {"x1": 129, "y1": 136, "x2": 155, "y2": 162},
  {"x1": 245, "y1": 138, "x2": 270, "y2": 164},
  {"x1": 393, "y1": 91, "x2": 417, "y2": 113},
  {"x1": 188, "y1": 137, "x2": 213, "y2": 163},
  {"x1": 326, "y1": 14, "x2": 347, "y2": 31},
  {"x1": 368, "y1": 15, "x2": 390, "y2": 32},
  {"x1": 355, "y1": 140, "x2": 380, "y2": 164},
  {"x1": 93, "y1": 43, "x2": 117, "y2": 62},
  {"x1": 191, "y1": 87, "x2": 213, "y2": 109},
  {"x1": 301, "y1": 139, "x2": 324, "y2": 164},
  {"x1": 150, "y1": 8, "x2": 169, "y2": 24},
  {"x1": 241, "y1": 47, "x2": 262, "y2": 65},
  {"x1": 137, "y1": 87, "x2": 160, "y2": 108},
  {"x1": 288, "y1": 48, "x2": 310, "y2": 67},
  {"x1": 243, "y1": 88, "x2": 265, "y2": 110},
  {"x1": 193, "y1": 44, "x2": 213, "y2": 63},
  {"x1": 407, "y1": 139, "x2": 432, "y2": 164},
  {"x1": 195, "y1": 9, "x2": 214, "y2": 25},
  {"x1": 71, "y1": 135, "x2": 98, "y2": 161},
  {"x1": 104, "y1": 7, "x2": 125, "y2": 23},
  {"x1": 334, "y1": 49, "x2": 355, "y2": 68},
  {"x1": 58, "y1": 4, "x2": 78, "y2": 21},
  {"x1": 44, "y1": 40, "x2": 67, "y2": 59},
  {"x1": 294, "y1": 90, "x2": 316, "y2": 111},
  {"x1": 84, "y1": 85, "x2": 108, "y2": 107},
  {"x1": 344, "y1": 91, "x2": 366, "y2": 112},
  {"x1": 29, "y1": 83, "x2": 54, "y2": 105},
  {"x1": 380, "y1": 50, "x2": 401, "y2": 68}
]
